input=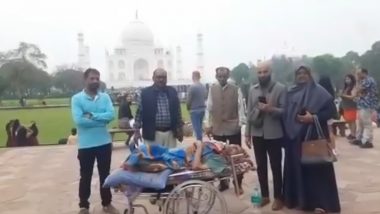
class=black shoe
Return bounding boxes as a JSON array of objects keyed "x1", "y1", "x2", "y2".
[
  {"x1": 360, "y1": 142, "x2": 374, "y2": 149},
  {"x1": 351, "y1": 140, "x2": 361, "y2": 145},
  {"x1": 347, "y1": 135, "x2": 355, "y2": 141}
]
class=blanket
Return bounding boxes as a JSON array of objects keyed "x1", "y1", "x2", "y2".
[
  {"x1": 105, "y1": 142, "x2": 253, "y2": 203},
  {"x1": 125, "y1": 143, "x2": 189, "y2": 172},
  {"x1": 103, "y1": 168, "x2": 173, "y2": 189},
  {"x1": 123, "y1": 141, "x2": 253, "y2": 173}
]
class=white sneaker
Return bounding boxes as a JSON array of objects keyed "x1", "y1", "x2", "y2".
[{"x1": 103, "y1": 204, "x2": 120, "y2": 214}]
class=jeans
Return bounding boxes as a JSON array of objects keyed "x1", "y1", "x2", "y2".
[
  {"x1": 252, "y1": 137, "x2": 283, "y2": 199},
  {"x1": 356, "y1": 109, "x2": 374, "y2": 144},
  {"x1": 78, "y1": 143, "x2": 112, "y2": 209},
  {"x1": 190, "y1": 109, "x2": 205, "y2": 141}
]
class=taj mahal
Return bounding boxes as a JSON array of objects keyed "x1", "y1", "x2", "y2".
[{"x1": 76, "y1": 13, "x2": 204, "y2": 89}]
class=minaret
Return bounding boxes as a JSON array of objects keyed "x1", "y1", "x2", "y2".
[
  {"x1": 77, "y1": 32, "x2": 90, "y2": 70},
  {"x1": 196, "y1": 33, "x2": 204, "y2": 72},
  {"x1": 176, "y1": 46, "x2": 183, "y2": 80},
  {"x1": 164, "y1": 49, "x2": 173, "y2": 81}
]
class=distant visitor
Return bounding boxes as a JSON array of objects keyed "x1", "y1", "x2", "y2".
[{"x1": 5, "y1": 119, "x2": 39, "y2": 147}]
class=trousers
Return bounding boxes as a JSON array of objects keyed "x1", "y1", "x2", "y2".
[
  {"x1": 78, "y1": 143, "x2": 112, "y2": 209},
  {"x1": 252, "y1": 137, "x2": 283, "y2": 199}
]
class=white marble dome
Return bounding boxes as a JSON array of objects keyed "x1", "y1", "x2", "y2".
[{"x1": 121, "y1": 20, "x2": 154, "y2": 45}]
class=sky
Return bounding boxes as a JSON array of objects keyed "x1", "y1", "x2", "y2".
[{"x1": 1, "y1": 0, "x2": 380, "y2": 82}]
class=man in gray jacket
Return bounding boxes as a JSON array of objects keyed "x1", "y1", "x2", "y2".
[{"x1": 245, "y1": 62, "x2": 286, "y2": 211}]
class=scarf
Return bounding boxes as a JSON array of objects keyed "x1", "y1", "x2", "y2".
[{"x1": 284, "y1": 66, "x2": 332, "y2": 139}]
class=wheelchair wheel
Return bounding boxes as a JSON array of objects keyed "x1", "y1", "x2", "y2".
[
  {"x1": 163, "y1": 180, "x2": 227, "y2": 214},
  {"x1": 123, "y1": 208, "x2": 134, "y2": 214}
]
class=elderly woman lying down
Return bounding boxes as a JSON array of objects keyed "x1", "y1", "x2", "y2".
[
  {"x1": 103, "y1": 141, "x2": 254, "y2": 197},
  {"x1": 121, "y1": 141, "x2": 253, "y2": 173}
]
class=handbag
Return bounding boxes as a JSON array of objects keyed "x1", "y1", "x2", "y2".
[{"x1": 301, "y1": 116, "x2": 337, "y2": 164}]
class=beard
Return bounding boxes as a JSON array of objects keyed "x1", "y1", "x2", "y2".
[
  {"x1": 259, "y1": 75, "x2": 271, "y2": 86},
  {"x1": 88, "y1": 82, "x2": 100, "y2": 92}
]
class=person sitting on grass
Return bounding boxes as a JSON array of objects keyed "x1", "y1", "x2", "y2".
[
  {"x1": 5, "y1": 119, "x2": 39, "y2": 147},
  {"x1": 67, "y1": 128, "x2": 77, "y2": 145}
]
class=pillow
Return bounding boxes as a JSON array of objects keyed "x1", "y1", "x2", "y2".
[
  {"x1": 136, "y1": 159, "x2": 168, "y2": 172},
  {"x1": 103, "y1": 168, "x2": 173, "y2": 190}
]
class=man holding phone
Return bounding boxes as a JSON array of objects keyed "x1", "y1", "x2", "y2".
[{"x1": 245, "y1": 62, "x2": 286, "y2": 211}]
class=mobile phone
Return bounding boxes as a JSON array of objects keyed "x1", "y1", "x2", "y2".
[{"x1": 258, "y1": 96, "x2": 267, "y2": 104}]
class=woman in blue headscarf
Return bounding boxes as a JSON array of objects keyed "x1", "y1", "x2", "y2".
[{"x1": 283, "y1": 66, "x2": 340, "y2": 213}]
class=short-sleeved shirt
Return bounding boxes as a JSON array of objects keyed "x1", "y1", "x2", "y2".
[
  {"x1": 357, "y1": 76, "x2": 378, "y2": 110},
  {"x1": 67, "y1": 135, "x2": 77, "y2": 145},
  {"x1": 187, "y1": 83, "x2": 207, "y2": 110}
]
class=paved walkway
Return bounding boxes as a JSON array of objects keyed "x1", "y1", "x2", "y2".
[{"x1": 1, "y1": 131, "x2": 380, "y2": 214}]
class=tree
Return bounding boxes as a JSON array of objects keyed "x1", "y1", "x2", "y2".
[
  {"x1": 0, "y1": 42, "x2": 49, "y2": 97},
  {"x1": 343, "y1": 51, "x2": 360, "y2": 65},
  {"x1": 1, "y1": 42, "x2": 47, "y2": 68},
  {"x1": 0, "y1": 61, "x2": 34, "y2": 96},
  {"x1": 52, "y1": 66, "x2": 84, "y2": 94},
  {"x1": 30, "y1": 68, "x2": 52, "y2": 96},
  {"x1": 360, "y1": 41, "x2": 380, "y2": 85},
  {"x1": 0, "y1": 75, "x2": 8, "y2": 98},
  {"x1": 312, "y1": 54, "x2": 345, "y2": 87},
  {"x1": 0, "y1": 60, "x2": 51, "y2": 97},
  {"x1": 271, "y1": 55, "x2": 295, "y2": 84},
  {"x1": 231, "y1": 63, "x2": 250, "y2": 86}
]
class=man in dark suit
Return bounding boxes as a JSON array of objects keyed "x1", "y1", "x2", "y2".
[{"x1": 133, "y1": 68, "x2": 184, "y2": 148}]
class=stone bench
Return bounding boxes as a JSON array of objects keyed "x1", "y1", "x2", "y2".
[{"x1": 108, "y1": 128, "x2": 135, "y2": 143}]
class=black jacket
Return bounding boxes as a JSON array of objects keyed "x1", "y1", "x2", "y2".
[{"x1": 140, "y1": 85, "x2": 182, "y2": 141}]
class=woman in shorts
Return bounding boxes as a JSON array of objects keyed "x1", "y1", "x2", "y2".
[{"x1": 340, "y1": 74, "x2": 357, "y2": 140}]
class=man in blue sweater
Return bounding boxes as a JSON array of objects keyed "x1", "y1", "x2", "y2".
[{"x1": 71, "y1": 68, "x2": 119, "y2": 214}]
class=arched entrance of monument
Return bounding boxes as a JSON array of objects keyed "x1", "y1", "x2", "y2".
[{"x1": 133, "y1": 59, "x2": 149, "y2": 80}]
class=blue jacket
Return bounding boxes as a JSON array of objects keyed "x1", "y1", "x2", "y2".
[
  {"x1": 71, "y1": 90, "x2": 115, "y2": 149},
  {"x1": 140, "y1": 85, "x2": 181, "y2": 141}
]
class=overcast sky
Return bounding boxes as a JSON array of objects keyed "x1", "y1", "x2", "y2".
[{"x1": 1, "y1": 0, "x2": 380, "y2": 81}]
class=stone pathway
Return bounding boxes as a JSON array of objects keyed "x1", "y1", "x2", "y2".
[{"x1": 1, "y1": 132, "x2": 380, "y2": 214}]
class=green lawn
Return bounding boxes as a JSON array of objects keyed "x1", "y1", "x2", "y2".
[
  {"x1": 0, "y1": 104, "x2": 190, "y2": 147},
  {"x1": 0, "y1": 98, "x2": 71, "y2": 107}
]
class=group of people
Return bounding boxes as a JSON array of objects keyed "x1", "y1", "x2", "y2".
[
  {"x1": 71, "y1": 68, "x2": 186, "y2": 214},
  {"x1": 340, "y1": 69, "x2": 378, "y2": 148},
  {"x1": 210, "y1": 63, "x2": 341, "y2": 213},
  {"x1": 71, "y1": 64, "x2": 377, "y2": 214},
  {"x1": 5, "y1": 119, "x2": 39, "y2": 147}
]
